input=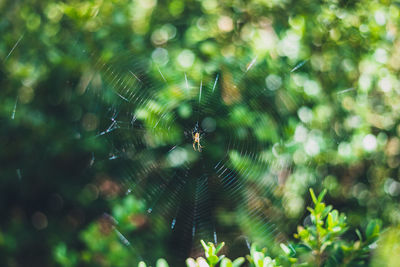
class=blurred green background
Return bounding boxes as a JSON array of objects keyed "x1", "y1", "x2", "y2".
[{"x1": 1, "y1": 0, "x2": 400, "y2": 266}]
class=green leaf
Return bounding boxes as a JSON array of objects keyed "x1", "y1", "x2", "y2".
[
  {"x1": 306, "y1": 207, "x2": 314, "y2": 215},
  {"x1": 208, "y1": 255, "x2": 219, "y2": 266},
  {"x1": 317, "y1": 189, "x2": 327, "y2": 203},
  {"x1": 366, "y1": 220, "x2": 380, "y2": 240},
  {"x1": 156, "y1": 258, "x2": 169, "y2": 267},
  {"x1": 196, "y1": 257, "x2": 209, "y2": 266},
  {"x1": 232, "y1": 257, "x2": 245, "y2": 267},
  {"x1": 252, "y1": 251, "x2": 264, "y2": 267},
  {"x1": 250, "y1": 243, "x2": 258, "y2": 258},
  {"x1": 207, "y1": 245, "x2": 214, "y2": 258},
  {"x1": 138, "y1": 261, "x2": 147, "y2": 267},
  {"x1": 327, "y1": 213, "x2": 334, "y2": 228},
  {"x1": 366, "y1": 220, "x2": 376, "y2": 238},
  {"x1": 280, "y1": 243, "x2": 291, "y2": 255},
  {"x1": 298, "y1": 228, "x2": 310, "y2": 240},
  {"x1": 263, "y1": 257, "x2": 275, "y2": 267},
  {"x1": 215, "y1": 242, "x2": 225, "y2": 254},
  {"x1": 201, "y1": 240, "x2": 208, "y2": 252},
  {"x1": 220, "y1": 258, "x2": 232, "y2": 267},
  {"x1": 186, "y1": 258, "x2": 196, "y2": 267},
  {"x1": 331, "y1": 210, "x2": 338, "y2": 222},
  {"x1": 322, "y1": 205, "x2": 333, "y2": 219},
  {"x1": 355, "y1": 228, "x2": 363, "y2": 242},
  {"x1": 287, "y1": 243, "x2": 297, "y2": 256},
  {"x1": 309, "y1": 188, "x2": 318, "y2": 204},
  {"x1": 315, "y1": 202, "x2": 326, "y2": 215}
]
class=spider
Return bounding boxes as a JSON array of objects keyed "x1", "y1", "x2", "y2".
[
  {"x1": 192, "y1": 131, "x2": 202, "y2": 152},
  {"x1": 192, "y1": 122, "x2": 203, "y2": 152}
]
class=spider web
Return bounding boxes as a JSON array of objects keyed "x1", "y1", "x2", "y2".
[{"x1": 79, "y1": 49, "x2": 292, "y2": 263}]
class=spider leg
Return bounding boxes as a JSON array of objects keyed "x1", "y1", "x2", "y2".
[{"x1": 193, "y1": 142, "x2": 196, "y2": 151}]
